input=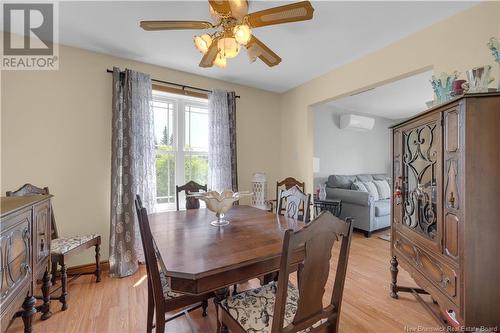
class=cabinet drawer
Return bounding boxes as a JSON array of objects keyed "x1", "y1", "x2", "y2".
[{"x1": 393, "y1": 231, "x2": 459, "y2": 302}]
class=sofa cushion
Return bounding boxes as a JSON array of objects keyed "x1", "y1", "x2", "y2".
[
  {"x1": 351, "y1": 181, "x2": 368, "y2": 192},
  {"x1": 374, "y1": 180, "x2": 391, "y2": 199},
  {"x1": 356, "y1": 174, "x2": 374, "y2": 182},
  {"x1": 327, "y1": 175, "x2": 356, "y2": 189},
  {"x1": 374, "y1": 199, "x2": 391, "y2": 217},
  {"x1": 363, "y1": 182, "x2": 379, "y2": 201}
]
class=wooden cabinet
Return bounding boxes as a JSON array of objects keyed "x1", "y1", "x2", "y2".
[
  {"x1": 391, "y1": 93, "x2": 500, "y2": 327},
  {"x1": 1, "y1": 195, "x2": 53, "y2": 333}
]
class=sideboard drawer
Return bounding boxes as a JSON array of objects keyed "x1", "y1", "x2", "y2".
[{"x1": 393, "y1": 231, "x2": 459, "y2": 304}]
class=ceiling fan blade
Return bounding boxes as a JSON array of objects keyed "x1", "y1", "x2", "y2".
[
  {"x1": 199, "y1": 39, "x2": 220, "y2": 68},
  {"x1": 246, "y1": 35, "x2": 281, "y2": 67},
  {"x1": 140, "y1": 20, "x2": 213, "y2": 31},
  {"x1": 245, "y1": 1, "x2": 314, "y2": 28},
  {"x1": 208, "y1": 0, "x2": 231, "y2": 15}
]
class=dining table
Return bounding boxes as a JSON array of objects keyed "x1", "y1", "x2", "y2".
[{"x1": 148, "y1": 205, "x2": 306, "y2": 301}]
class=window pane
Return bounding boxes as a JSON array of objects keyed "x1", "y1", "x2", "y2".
[
  {"x1": 153, "y1": 100, "x2": 174, "y2": 147},
  {"x1": 185, "y1": 104, "x2": 208, "y2": 152},
  {"x1": 156, "y1": 148, "x2": 176, "y2": 205},
  {"x1": 185, "y1": 153, "x2": 208, "y2": 186}
]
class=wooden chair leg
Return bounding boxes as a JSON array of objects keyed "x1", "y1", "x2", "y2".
[
  {"x1": 95, "y1": 243, "x2": 101, "y2": 283},
  {"x1": 50, "y1": 261, "x2": 57, "y2": 286},
  {"x1": 146, "y1": 281, "x2": 154, "y2": 333},
  {"x1": 60, "y1": 260, "x2": 68, "y2": 311},
  {"x1": 201, "y1": 299, "x2": 208, "y2": 317},
  {"x1": 155, "y1": 311, "x2": 165, "y2": 333}
]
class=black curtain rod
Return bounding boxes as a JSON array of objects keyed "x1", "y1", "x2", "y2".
[{"x1": 106, "y1": 69, "x2": 240, "y2": 98}]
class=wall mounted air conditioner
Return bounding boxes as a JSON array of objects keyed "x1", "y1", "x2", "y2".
[{"x1": 339, "y1": 114, "x2": 375, "y2": 131}]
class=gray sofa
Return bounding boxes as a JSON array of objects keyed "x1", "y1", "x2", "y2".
[{"x1": 325, "y1": 173, "x2": 391, "y2": 237}]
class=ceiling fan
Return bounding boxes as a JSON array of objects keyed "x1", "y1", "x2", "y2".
[{"x1": 140, "y1": 0, "x2": 314, "y2": 68}]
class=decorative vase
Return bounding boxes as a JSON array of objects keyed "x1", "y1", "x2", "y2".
[
  {"x1": 464, "y1": 65, "x2": 494, "y2": 93},
  {"x1": 318, "y1": 184, "x2": 327, "y2": 200},
  {"x1": 430, "y1": 72, "x2": 459, "y2": 104},
  {"x1": 188, "y1": 190, "x2": 252, "y2": 227},
  {"x1": 487, "y1": 37, "x2": 500, "y2": 91}
]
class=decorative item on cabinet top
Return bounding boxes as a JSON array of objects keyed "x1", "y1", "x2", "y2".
[
  {"x1": 487, "y1": 36, "x2": 500, "y2": 91},
  {"x1": 430, "y1": 71, "x2": 459, "y2": 105}
]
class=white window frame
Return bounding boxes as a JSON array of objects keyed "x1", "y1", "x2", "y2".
[{"x1": 152, "y1": 90, "x2": 208, "y2": 211}]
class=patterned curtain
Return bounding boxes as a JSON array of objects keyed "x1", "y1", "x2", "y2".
[
  {"x1": 208, "y1": 90, "x2": 238, "y2": 193},
  {"x1": 109, "y1": 67, "x2": 156, "y2": 278}
]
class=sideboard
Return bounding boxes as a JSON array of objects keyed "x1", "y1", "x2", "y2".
[{"x1": 1, "y1": 195, "x2": 53, "y2": 333}]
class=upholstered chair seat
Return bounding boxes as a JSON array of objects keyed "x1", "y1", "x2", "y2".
[
  {"x1": 51, "y1": 234, "x2": 100, "y2": 255},
  {"x1": 221, "y1": 281, "x2": 326, "y2": 333}
]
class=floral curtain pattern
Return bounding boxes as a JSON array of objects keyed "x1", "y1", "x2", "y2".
[
  {"x1": 109, "y1": 67, "x2": 156, "y2": 278},
  {"x1": 208, "y1": 90, "x2": 238, "y2": 193}
]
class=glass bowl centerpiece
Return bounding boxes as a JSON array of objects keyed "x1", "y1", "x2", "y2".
[{"x1": 188, "y1": 190, "x2": 252, "y2": 226}]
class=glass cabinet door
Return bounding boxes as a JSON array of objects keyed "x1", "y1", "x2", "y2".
[{"x1": 401, "y1": 115, "x2": 442, "y2": 246}]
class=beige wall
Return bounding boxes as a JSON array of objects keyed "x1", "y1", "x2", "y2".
[
  {"x1": 1, "y1": 45, "x2": 282, "y2": 266},
  {"x1": 279, "y1": 2, "x2": 500, "y2": 192}
]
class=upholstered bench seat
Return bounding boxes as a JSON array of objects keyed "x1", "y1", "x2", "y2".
[
  {"x1": 51, "y1": 234, "x2": 100, "y2": 255},
  {"x1": 221, "y1": 281, "x2": 326, "y2": 333}
]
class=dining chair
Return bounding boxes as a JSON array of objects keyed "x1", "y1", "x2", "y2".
[
  {"x1": 175, "y1": 180, "x2": 207, "y2": 211},
  {"x1": 134, "y1": 195, "x2": 210, "y2": 333},
  {"x1": 6, "y1": 183, "x2": 101, "y2": 311},
  {"x1": 276, "y1": 185, "x2": 311, "y2": 223},
  {"x1": 268, "y1": 177, "x2": 305, "y2": 213},
  {"x1": 218, "y1": 211, "x2": 354, "y2": 333}
]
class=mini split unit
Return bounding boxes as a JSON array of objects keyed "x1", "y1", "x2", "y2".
[{"x1": 339, "y1": 114, "x2": 375, "y2": 131}]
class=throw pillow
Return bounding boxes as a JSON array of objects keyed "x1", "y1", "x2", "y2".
[
  {"x1": 374, "y1": 180, "x2": 391, "y2": 199},
  {"x1": 351, "y1": 181, "x2": 368, "y2": 192},
  {"x1": 363, "y1": 182, "x2": 379, "y2": 201}
]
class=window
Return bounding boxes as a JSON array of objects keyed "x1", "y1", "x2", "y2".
[{"x1": 153, "y1": 90, "x2": 209, "y2": 211}]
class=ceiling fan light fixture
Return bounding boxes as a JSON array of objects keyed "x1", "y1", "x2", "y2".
[
  {"x1": 194, "y1": 34, "x2": 213, "y2": 54},
  {"x1": 233, "y1": 24, "x2": 252, "y2": 45},
  {"x1": 217, "y1": 37, "x2": 240, "y2": 58},
  {"x1": 213, "y1": 52, "x2": 227, "y2": 68}
]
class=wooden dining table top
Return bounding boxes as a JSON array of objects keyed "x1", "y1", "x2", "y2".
[{"x1": 148, "y1": 205, "x2": 305, "y2": 292}]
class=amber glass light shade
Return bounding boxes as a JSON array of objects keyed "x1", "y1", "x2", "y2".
[
  {"x1": 194, "y1": 34, "x2": 212, "y2": 54},
  {"x1": 213, "y1": 52, "x2": 227, "y2": 68},
  {"x1": 217, "y1": 37, "x2": 240, "y2": 58},
  {"x1": 233, "y1": 25, "x2": 251, "y2": 45}
]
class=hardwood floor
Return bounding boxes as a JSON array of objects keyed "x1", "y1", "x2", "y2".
[{"x1": 8, "y1": 230, "x2": 439, "y2": 333}]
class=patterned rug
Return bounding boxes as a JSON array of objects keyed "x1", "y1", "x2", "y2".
[{"x1": 378, "y1": 233, "x2": 391, "y2": 242}]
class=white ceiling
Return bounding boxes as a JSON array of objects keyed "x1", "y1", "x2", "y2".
[
  {"x1": 52, "y1": 1, "x2": 477, "y2": 92},
  {"x1": 325, "y1": 70, "x2": 434, "y2": 119}
]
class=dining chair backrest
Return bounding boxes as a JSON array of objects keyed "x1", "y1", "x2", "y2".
[
  {"x1": 277, "y1": 185, "x2": 311, "y2": 223},
  {"x1": 6, "y1": 183, "x2": 59, "y2": 239},
  {"x1": 275, "y1": 177, "x2": 305, "y2": 214},
  {"x1": 272, "y1": 212, "x2": 354, "y2": 333},
  {"x1": 134, "y1": 195, "x2": 165, "y2": 311},
  {"x1": 175, "y1": 181, "x2": 208, "y2": 211}
]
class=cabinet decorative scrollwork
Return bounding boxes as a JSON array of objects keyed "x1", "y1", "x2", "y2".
[
  {"x1": 402, "y1": 121, "x2": 439, "y2": 241},
  {"x1": 390, "y1": 93, "x2": 500, "y2": 328}
]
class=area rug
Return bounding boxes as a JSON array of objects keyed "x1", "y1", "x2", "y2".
[{"x1": 378, "y1": 233, "x2": 391, "y2": 242}]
